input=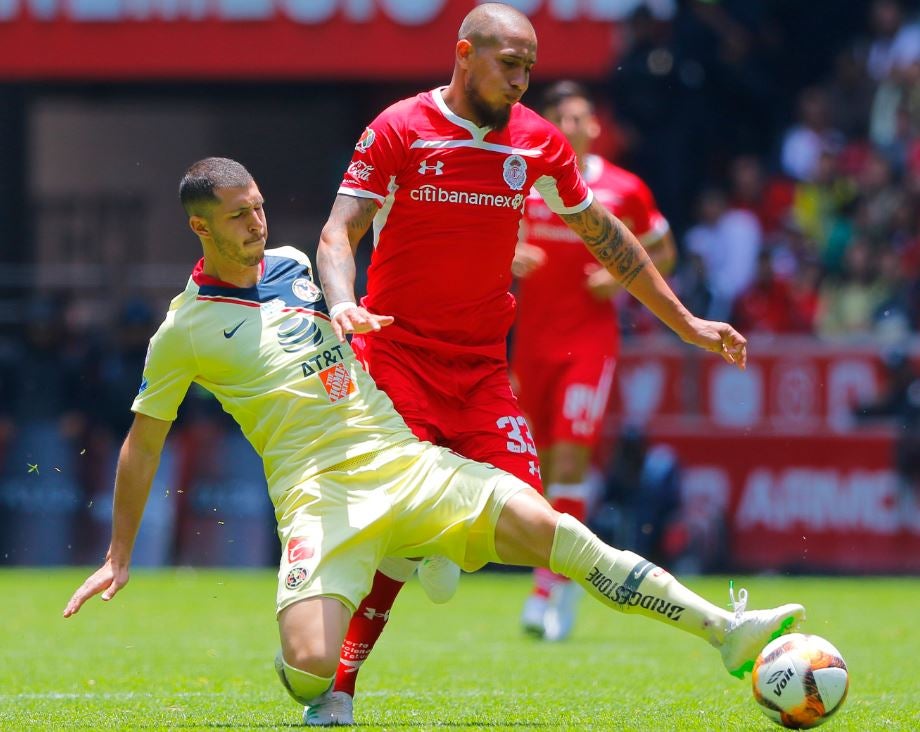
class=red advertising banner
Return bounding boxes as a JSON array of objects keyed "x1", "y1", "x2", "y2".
[
  {"x1": 612, "y1": 337, "x2": 920, "y2": 573},
  {"x1": 0, "y1": 1, "x2": 622, "y2": 80}
]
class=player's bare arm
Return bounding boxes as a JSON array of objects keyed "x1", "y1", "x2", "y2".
[
  {"x1": 317, "y1": 194, "x2": 394, "y2": 343},
  {"x1": 562, "y1": 199, "x2": 747, "y2": 369},
  {"x1": 63, "y1": 413, "x2": 172, "y2": 617},
  {"x1": 583, "y1": 230, "x2": 676, "y2": 301}
]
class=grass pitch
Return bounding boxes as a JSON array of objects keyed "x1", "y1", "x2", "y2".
[{"x1": 1, "y1": 569, "x2": 917, "y2": 730}]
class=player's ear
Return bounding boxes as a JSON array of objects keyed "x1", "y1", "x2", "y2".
[
  {"x1": 189, "y1": 215, "x2": 209, "y2": 238},
  {"x1": 456, "y1": 39, "x2": 474, "y2": 67},
  {"x1": 587, "y1": 114, "x2": 601, "y2": 142}
]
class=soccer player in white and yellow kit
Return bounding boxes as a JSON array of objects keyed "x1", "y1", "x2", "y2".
[{"x1": 64, "y1": 158, "x2": 805, "y2": 727}]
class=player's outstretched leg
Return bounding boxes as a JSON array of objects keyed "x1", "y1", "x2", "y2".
[
  {"x1": 549, "y1": 512, "x2": 805, "y2": 678},
  {"x1": 521, "y1": 481, "x2": 589, "y2": 640},
  {"x1": 494, "y1": 491, "x2": 804, "y2": 678},
  {"x1": 276, "y1": 596, "x2": 354, "y2": 725}
]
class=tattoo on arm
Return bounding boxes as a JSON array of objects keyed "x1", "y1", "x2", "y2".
[
  {"x1": 326, "y1": 195, "x2": 378, "y2": 247},
  {"x1": 317, "y1": 195, "x2": 378, "y2": 305},
  {"x1": 561, "y1": 200, "x2": 647, "y2": 288}
]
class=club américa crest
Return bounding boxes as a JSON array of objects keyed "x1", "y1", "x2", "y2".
[
  {"x1": 291, "y1": 277, "x2": 322, "y2": 304},
  {"x1": 285, "y1": 566, "x2": 309, "y2": 590}
]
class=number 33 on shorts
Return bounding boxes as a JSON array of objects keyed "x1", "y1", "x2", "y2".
[{"x1": 496, "y1": 415, "x2": 538, "y2": 456}]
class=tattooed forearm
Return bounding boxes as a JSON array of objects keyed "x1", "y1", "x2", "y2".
[
  {"x1": 317, "y1": 194, "x2": 377, "y2": 305},
  {"x1": 562, "y1": 200, "x2": 648, "y2": 287},
  {"x1": 317, "y1": 237, "x2": 357, "y2": 306}
]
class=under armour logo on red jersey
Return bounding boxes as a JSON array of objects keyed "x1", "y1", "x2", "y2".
[
  {"x1": 362, "y1": 607, "x2": 390, "y2": 621},
  {"x1": 418, "y1": 160, "x2": 444, "y2": 175}
]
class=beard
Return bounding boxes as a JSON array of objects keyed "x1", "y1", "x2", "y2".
[
  {"x1": 213, "y1": 231, "x2": 265, "y2": 268},
  {"x1": 466, "y1": 78, "x2": 512, "y2": 131}
]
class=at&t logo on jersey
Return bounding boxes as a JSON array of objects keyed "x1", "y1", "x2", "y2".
[
  {"x1": 355, "y1": 127, "x2": 376, "y2": 153},
  {"x1": 277, "y1": 312, "x2": 323, "y2": 353},
  {"x1": 410, "y1": 184, "x2": 525, "y2": 210},
  {"x1": 503, "y1": 154, "x2": 527, "y2": 190}
]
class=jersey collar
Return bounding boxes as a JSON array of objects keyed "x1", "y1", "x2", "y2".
[
  {"x1": 191, "y1": 257, "x2": 266, "y2": 288},
  {"x1": 431, "y1": 87, "x2": 493, "y2": 141}
]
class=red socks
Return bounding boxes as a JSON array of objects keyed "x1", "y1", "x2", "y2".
[{"x1": 334, "y1": 571, "x2": 405, "y2": 697}]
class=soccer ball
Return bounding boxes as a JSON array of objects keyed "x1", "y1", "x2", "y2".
[{"x1": 752, "y1": 633, "x2": 848, "y2": 729}]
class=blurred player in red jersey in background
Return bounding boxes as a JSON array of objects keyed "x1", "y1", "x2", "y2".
[
  {"x1": 315, "y1": 3, "x2": 747, "y2": 724},
  {"x1": 512, "y1": 81, "x2": 676, "y2": 641}
]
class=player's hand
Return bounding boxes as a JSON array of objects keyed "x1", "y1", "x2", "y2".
[
  {"x1": 682, "y1": 317, "x2": 747, "y2": 370},
  {"x1": 63, "y1": 557, "x2": 129, "y2": 618},
  {"x1": 330, "y1": 305, "x2": 394, "y2": 343},
  {"x1": 511, "y1": 242, "x2": 546, "y2": 278},
  {"x1": 584, "y1": 264, "x2": 621, "y2": 301}
]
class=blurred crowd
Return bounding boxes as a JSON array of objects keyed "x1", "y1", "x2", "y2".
[
  {"x1": 3, "y1": 0, "x2": 919, "y2": 568},
  {"x1": 0, "y1": 299, "x2": 276, "y2": 566},
  {"x1": 613, "y1": 0, "x2": 920, "y2": 341}
]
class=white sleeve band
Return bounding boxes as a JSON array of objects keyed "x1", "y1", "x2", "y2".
[{"x1": 329, "y1": 301, "x2": 358, "y2": 320}]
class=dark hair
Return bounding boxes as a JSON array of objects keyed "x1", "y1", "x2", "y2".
[
  {"x1": 541, "y1": 80, "x2": 593, "y2": 114},
  {"x1": 179, "y1": 157, "x2": 253, "y2": 216}
]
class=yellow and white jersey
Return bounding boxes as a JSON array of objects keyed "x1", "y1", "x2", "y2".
[{"x1": 132, "y1": 246, "x2": 415, "y2": 506}]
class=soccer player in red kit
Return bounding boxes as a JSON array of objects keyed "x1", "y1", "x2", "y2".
[
  {"x1": 315, "y1": 3, "x2": 748, "y2": 724},
  {"x1": 512, "y1": 81, "x2": 676, "y2": 642}
]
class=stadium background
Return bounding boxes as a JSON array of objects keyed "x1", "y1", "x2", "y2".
[{"x1": 1, "y1": 0, "x2": 918, "y2": 575}]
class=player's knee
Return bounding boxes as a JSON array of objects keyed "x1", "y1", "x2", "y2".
[
  {"x1": 284, "y1": 645, "x2": 339, "y2": 678},
  {"x1": 494, "y1": 489, "x2": 558, "y2": 567},
  {"x1": 275, "y1": 650, "x2": 334, "y2": 705}
]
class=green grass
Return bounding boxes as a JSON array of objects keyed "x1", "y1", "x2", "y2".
[{"x1": 0, "y1": 570, "x2": 917, "y2": 730}]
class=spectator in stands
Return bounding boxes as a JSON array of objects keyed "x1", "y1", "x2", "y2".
[
  {"x1": 791, "y1": 147, "x2": 858, "y2": 272},
  {"x1": 780, "y1": 87, "x2": 845, "y2": 183},
  {"x1": 0, "y1": 296, "x2": 90, "y2": 565},
  {"x1": 827, "y1": 47, "x2": 875, "y2": 140},
  {"x1": 816, "y1": 238, "x2": 891, "y2": 337},
  {"x1": 592, "y1": 427, "x2": 682, "y2": 568},
  {"x1": 866, "y1": 0, "x2": 920, "y2": 82},
  {"x1": 854, "y1": 346, "x2": 920, "y2": 504},
  {"x1": 728, "y1": 154, "x2": 795, "y2": 237},
  {"x1": 731, "y1": 250, "x2": 797, "y2": 334},
  {"x1": 787, "y1": 255, "x2": 824, "y2": 334},
  {"x1": 685, "y1": 187, "x2": 762, "y2": 321},
  {"x1": 81, "y1": 299, "x2": 180, "y2": 567},
  {"x1": 858, "y1": 149, "x2": 906, "y2": 245}
]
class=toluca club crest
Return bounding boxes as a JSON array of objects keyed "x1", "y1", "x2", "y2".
[{"x1": 503, "y1": 154, "x2": 527, "y2": 190}]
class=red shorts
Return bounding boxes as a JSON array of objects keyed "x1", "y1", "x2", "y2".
[
  {"x1": 512, "y1": 352, "x2": 616, "y2": 451},
  {"x1": 352, "y1": 334, "x2": 543, "y2": 491}
]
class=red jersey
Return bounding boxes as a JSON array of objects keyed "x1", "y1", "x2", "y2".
[
  {"x1": 513, "y1": 154, "x2": 669, "y2": 360},
  {"x1": 339, "y1": 87, "x2": 592, "y2": 359}
]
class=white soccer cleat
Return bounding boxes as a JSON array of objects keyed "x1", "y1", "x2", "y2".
[
  {"x1": 416, "y1": 555, "x2": 460, "y2": 604},
  {"x1": 543, "y1": 580, "x2": 582, "y2": 642},
  {"x1": 521, "y1": 594, "x2": 548, "y2": 638},
  {"x1": 719, "y1": 585, "x2": 806, "y2": 680},
  {"x1": 302, "y1": 690, "x2": 354, "y2": 727}
]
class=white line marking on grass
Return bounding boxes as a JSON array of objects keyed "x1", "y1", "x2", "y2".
[{"x1": 0, "y1": 692, "x2": 215, "y2": 701}]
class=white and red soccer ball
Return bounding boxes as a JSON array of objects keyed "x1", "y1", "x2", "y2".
[{"x1": 752, "y1": 633, "x2": 849, "y2": 729}]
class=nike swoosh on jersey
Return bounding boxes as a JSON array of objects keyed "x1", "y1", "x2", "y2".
[{"x1": 223, "y1": 320, "x2": 246, "y2": 338}]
